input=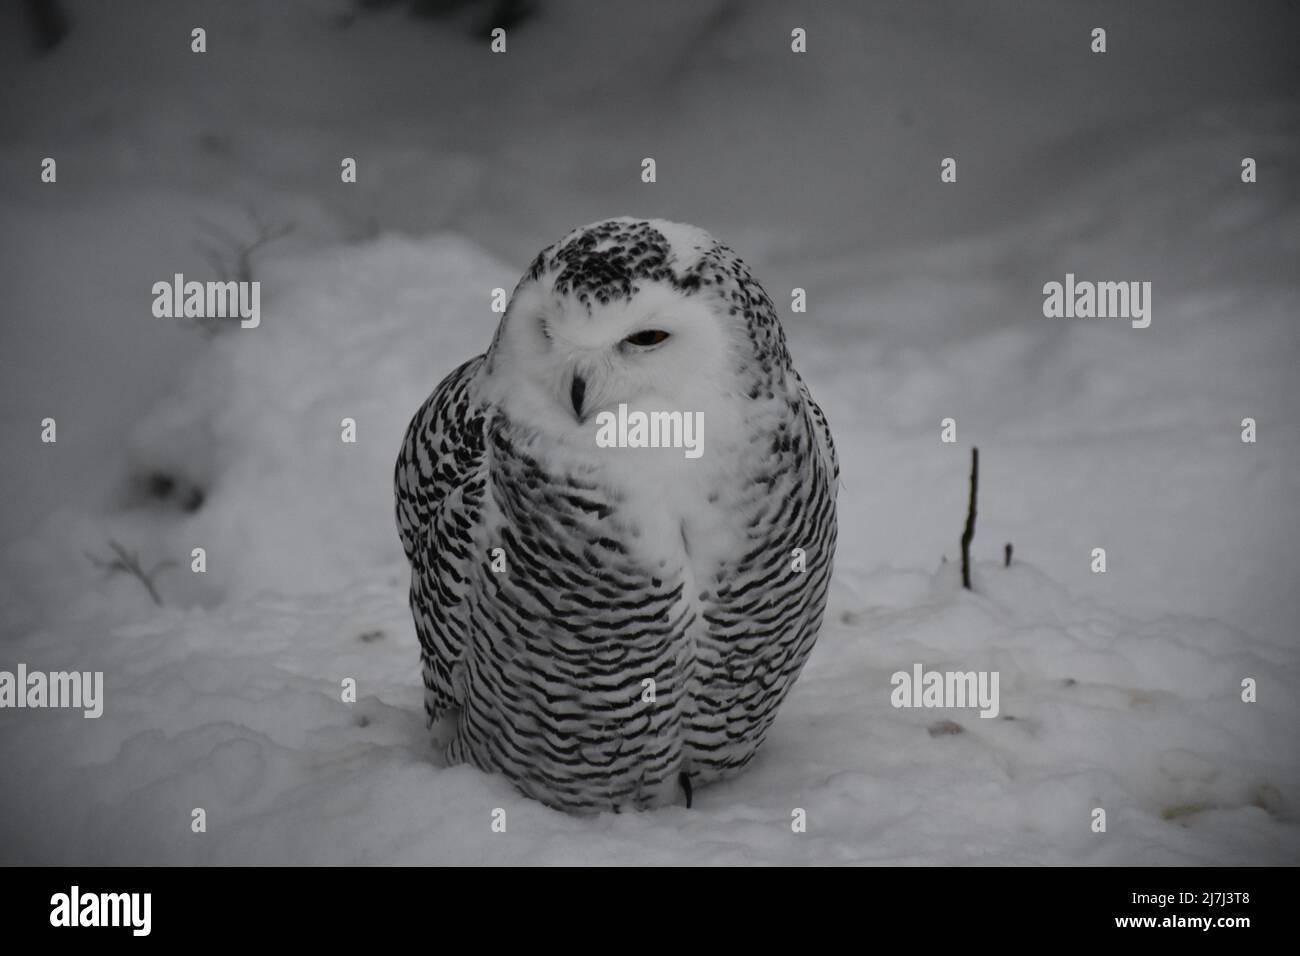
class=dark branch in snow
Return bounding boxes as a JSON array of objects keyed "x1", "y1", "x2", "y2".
[
  {"x1": 196, "y1": 207, "x2": 295, "y2": 284},
  {"x1": 84, "y1": 539, "x2": 174, "y2": 607},
  {"x1": 961, "y1": 447, "x2": 979, "y2": 590},
  {"x1": 190, "y1": 207, "x2": 295, "y2": 336}
]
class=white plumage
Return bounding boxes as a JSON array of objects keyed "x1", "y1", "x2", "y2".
[{"x1": 395, "y1": 217, "x2": 838, "y2": 811}]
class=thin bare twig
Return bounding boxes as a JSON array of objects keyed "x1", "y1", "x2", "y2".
[
  {"x1": 187, "y1": 206, "x2": 295, "y2": 335},
  {"x1": 85, "y1": 539, "x2": 174, "y2": 606},
  {"x1": 960, "y1": 447, "x2": 979, "y2": 590}
]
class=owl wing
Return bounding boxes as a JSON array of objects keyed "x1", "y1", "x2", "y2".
[
  {"x1": 394, "y1": 355, "x2": 489, "y2": 723},
  {"x1": 794, "y1": 367, "x2": 839, "y2": 491},
  {"x1": 684, "y1": 367, "x2": 840, "y2": 781}
]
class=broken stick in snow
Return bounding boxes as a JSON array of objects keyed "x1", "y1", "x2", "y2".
[{"x1": 961, "y1": 447, "x2": 978, "y2": 590}]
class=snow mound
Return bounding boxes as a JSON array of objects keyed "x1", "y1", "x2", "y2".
[{"x1": 3, "y1": 234, "x2": 516, "y2": 628}]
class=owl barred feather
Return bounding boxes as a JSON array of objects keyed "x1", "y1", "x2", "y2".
[{"x1": 395, "y1": 218, "x2": 838, "y2": 812}]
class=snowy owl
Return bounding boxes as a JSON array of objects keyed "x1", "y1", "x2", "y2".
[{"x1": 394, "y1": 217, "x2": 838, "y2": 812}]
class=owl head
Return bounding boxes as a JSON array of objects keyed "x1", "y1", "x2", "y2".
[{"x1": 483, "y1": 217, "x2": 791, "y2": 432}]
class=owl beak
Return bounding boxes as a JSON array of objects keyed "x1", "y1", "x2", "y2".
[{"x1": 570, "y1": 373, "x2": 587, "y2": 422}]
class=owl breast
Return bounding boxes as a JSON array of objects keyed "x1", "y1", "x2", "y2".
[{"x1": 441, "y1": 385, "x2": 833, "y2": 812}]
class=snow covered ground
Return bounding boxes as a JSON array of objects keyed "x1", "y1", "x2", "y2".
[{"x1": 1, "y1": 0, "x2": 1297, "y2": 864}]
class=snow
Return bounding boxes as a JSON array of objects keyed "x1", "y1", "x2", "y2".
[{"x1": 1, "y1": 0, "x2": 1297, "y2": 864}]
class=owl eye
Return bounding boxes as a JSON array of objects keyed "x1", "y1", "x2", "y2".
[{"x1": 623, "y1": 329, "x2": 670, "y2": 347}]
